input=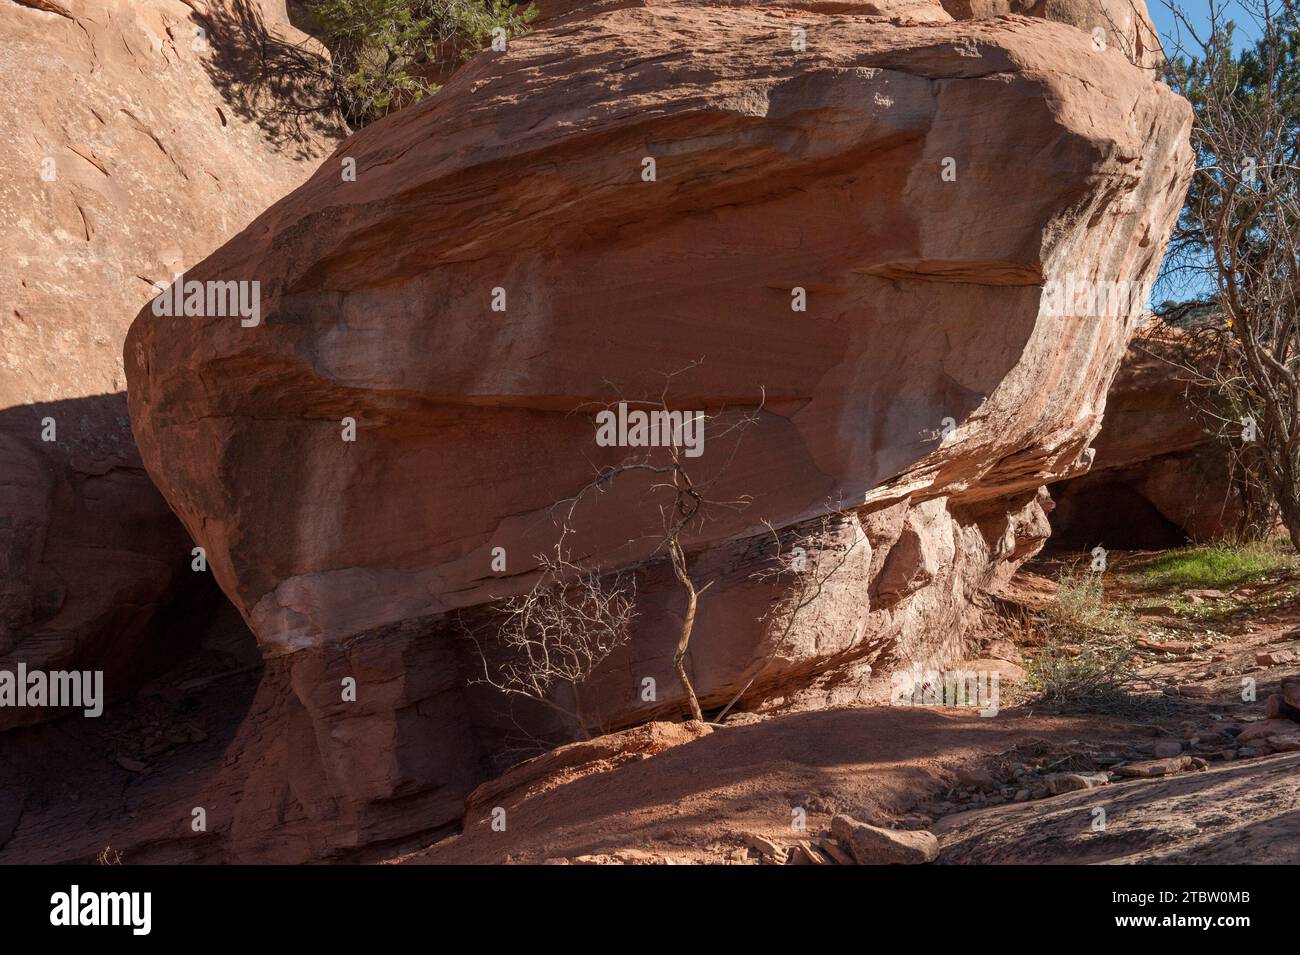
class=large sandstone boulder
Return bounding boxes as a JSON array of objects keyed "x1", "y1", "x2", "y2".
[
  {"x1": 124, "y1": 0, "x2": 1191, "y2": 854},
  {"x1": 0, "y1": 0, "x2": 337, "y2": 725}
]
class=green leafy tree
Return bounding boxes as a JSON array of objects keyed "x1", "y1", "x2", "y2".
[{"x1": 283, "y1": 0, "x2": 535, "y2": 127}]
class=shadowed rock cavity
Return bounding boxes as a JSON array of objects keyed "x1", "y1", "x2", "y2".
[{"x1": 1049, "y1": 323, "x2": 1251, "y2": 549}]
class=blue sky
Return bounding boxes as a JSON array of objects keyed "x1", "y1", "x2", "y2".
[
  {"x1": 1149, "y1": 0, "x2": 1261, "y2": 56},
  {"x1": 1146, "y1": 2, "x2": 1262, "y2": 305}
]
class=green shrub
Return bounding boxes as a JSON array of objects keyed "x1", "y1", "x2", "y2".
[
  {"x1": 303, "y1": 0, "x2": 535, "y2": 126},
  {"x1": 1026, "y1": 633, "x2": 1140, "y2": 712},
  {"x1": 1026, "y1": 564, "x2": 1141, "y2": 712}
]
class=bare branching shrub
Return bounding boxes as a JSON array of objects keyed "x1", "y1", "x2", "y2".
[
  {"x1": 557, "y1": 364, "x2": 763, "y2": 722},
  {"x1": 465, "y1": 542, "x2": 635, "y2": 740},
  {"x1": 1160, "y1": 0, "x2": 1300, "y2": 548},
  {"x1": 468, "y1": 364, "x2": 763, "y2": 730},
  {"x1": 1028, "y1": 636, "x2": 1142, "y2": 711},
  {"x1": 1137, "y1": 319, "x2": 1281, "y2": 540}
]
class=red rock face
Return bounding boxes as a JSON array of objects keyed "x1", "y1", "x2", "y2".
[
  {"x1": 114, "y1": 0, "x2": 1191, "y2": 857},
  {"x1": 0, "y1": 0, "x2": 337, "y2": 726},
  {"x1": 938, "y1": 0, "x2": 1164, "y2": 67}
]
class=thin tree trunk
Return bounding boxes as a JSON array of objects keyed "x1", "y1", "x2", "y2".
[
  {"x1": 1280, "y1": 495, "x2": 1300, "y2": 553},
  {"x1": 669, "y1": 539, "x2": 704, "y2": 722},
  {"x1": 572, "y1": 686, "x2": 592, "y2": 740}
]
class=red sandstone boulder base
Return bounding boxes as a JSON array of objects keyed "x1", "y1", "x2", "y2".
[{"x1": 121, "y1": 0, "x2": 1190, "y2": 858}]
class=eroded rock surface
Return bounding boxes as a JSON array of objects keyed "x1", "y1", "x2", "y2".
[
  {"x1": 937, "y1": 752, "x2": 1300, "y2": 863},
  {"x1": 939, "y1": 0, "x2": 1162, "y2": 66},
  {"x1": 123, "y1": 0, "x2": 1191, "y2": 856}
]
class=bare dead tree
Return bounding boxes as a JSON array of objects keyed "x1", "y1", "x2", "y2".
[
  {"x1": 1161, "y1": 0, "x2": 1300, "y2": 547},
  {"x1": 713, "y1": 509, "x2": 864, "y2": 723},
  {"x1": 464, "y1": 535, "x2": 636, "y2": 740},
  {"x1": 551, "y1": 363, "x2": 764, "y2": 722},
  {"x1": 465, "y1": 364, "x2": 760, "y2": 734}
]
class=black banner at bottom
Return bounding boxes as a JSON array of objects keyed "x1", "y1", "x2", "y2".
[{"x1": 0, "y1": 864, "x2": 1273, "y2": 941}]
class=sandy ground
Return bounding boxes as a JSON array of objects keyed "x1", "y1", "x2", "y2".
[
  {"x1": 399, "y1": 551, "x2": 1300, "y2": 864},
  {"x1": 401, "y1": 707, "x2": 1156, "y2": 863}
]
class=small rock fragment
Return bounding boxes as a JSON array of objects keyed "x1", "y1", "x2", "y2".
[
  {"x1": 1045, "y1": 772, "x2": 1109, "y2": 795},
  {"x1": 1282, "y1": 679, "x2": 1300, "y2": 710},
  {"x1": 1238, "y1": 718, "x2": 1300, "y2": 742},
  {"x1": 814, "y1": 837, "x2": 855, "y2": 866},
  {"x1": 1265, "y1": 694, "x2": 1300, "y2": 722},
  {"x1": 831, "y1": 815, "x2": 938, "y2": 865},
  {"x1": 1112, "y1": 755, "x2": 1192, "y2": 778},
  {"x1": 741, "y1": 832, "x2": 787, "y2": 864},
  {"x1": 788, "y1": 842, "x2": 827, "y2": 865},
  {"x1": 1257, "y1": 650, "x2": 1297, "y2": 666},
  {"x1": 1264, "y1": 735, "x2": 1300, "y2": 753}
]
